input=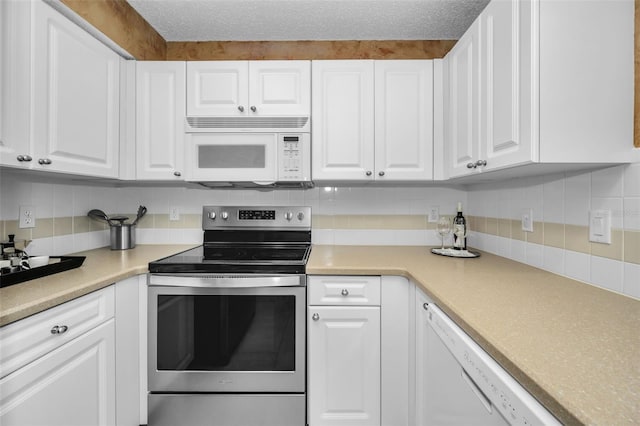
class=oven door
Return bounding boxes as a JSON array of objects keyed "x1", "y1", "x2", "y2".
[{"x1": 148, "y1": 275, "x2": 305, "y2": 393}]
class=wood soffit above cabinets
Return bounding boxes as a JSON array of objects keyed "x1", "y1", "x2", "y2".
[{"x1": 62, "y1": 0, "x2": 640, "y2": 148}]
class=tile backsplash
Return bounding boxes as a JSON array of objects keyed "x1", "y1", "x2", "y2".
[{"x1": 1, "y1": 162, "x2": 639, "y2": 299}]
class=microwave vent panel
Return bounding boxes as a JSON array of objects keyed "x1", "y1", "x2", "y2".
[{"x1": 186, "y1": 116, "x2": 309, "y2": 130}]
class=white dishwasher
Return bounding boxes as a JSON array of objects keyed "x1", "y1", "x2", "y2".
[{"x1": 419, "y1": 301, "x2": 561, "y2": 426}]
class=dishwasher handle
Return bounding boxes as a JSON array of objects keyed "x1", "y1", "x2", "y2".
[{"x1": 461, "y1": 367, "x2": 493, "y2": 414}]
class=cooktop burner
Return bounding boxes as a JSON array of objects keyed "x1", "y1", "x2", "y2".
[{"x1": 149, "y1": 206, "x2": 312, "y2": 275}]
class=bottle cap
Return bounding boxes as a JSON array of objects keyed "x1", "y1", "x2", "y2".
[{"x1": 457, "y1": 202, "x2": 462, "y2": 212}]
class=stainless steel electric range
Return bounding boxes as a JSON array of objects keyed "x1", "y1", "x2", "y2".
[{"x1": 147, "y1": 206, "x2": 311, "y2": 426}]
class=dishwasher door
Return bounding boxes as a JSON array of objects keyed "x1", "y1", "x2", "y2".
[
  {"x1": 418, "y1": 301, "x2": 561, "y2": 426},
  {"x1": 420, "y1": 309, "x2": 509, "y2": 425}
]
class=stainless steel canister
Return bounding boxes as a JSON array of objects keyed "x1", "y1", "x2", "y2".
[{"x1": 110, "y1": 224, "x2": 136, "y2": 250}]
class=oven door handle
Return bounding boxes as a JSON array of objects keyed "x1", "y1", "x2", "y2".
[{"x1": 148, "y1": 274, "x2": 304, "y2": 288}]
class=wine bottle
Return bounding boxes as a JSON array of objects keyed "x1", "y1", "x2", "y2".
[{"x1": 453, "y1": 202, "x2": 466, "y2": 250}]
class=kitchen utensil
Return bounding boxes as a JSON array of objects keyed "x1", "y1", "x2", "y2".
[
  {"x1": 88, "y1": 209, "x2": 112, "y2": 225},
  {"x1": 29, "y1": 256, "x2": 50, "y2": 268},
  {"x1": 132, "y1": 205, "x2": 147, "y2": 225}
]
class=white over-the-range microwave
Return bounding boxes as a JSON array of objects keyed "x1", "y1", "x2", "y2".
[{"x1": 184, "y1": 116, "x2": 312, "y2": 188}]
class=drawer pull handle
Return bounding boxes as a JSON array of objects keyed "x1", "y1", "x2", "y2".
[
  {"x1": 312, "y1": 313, "x2": 320, "y2": 321},
  {"x1": 50, "y1": 325, "x2": 68, "y2": 335},
  {"x1": 341, "y1": 289, "x2": 349, "y2": 296}
]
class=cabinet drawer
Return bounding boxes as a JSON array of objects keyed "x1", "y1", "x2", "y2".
[
  {"x1": 308, "y1": 276, "x2": 381, "y2": 306},
  {"x1": 0, "y1": 286, "x2": 115, "y2": 378}
]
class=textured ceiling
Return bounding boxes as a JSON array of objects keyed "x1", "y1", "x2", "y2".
[{"x1": 126, "y1": 0, "x2": 490, "y2": 41}]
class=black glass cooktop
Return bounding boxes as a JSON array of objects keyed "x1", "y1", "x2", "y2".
[{"x1": 149, "y1": 244, "x2": 311, "y2": 274}]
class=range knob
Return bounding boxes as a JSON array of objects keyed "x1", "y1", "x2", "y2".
[
  {"x1": 221, "y1": 211, "x2": 229, "y2": 220},
  {"x1": 208, "y1": 211, "x2": 216, "y2": 220},
  {"x1": 297, "y1": 212, "x2": 305, "y2": 221},
  {"x1": 284, "y1": 211, "x2": 294, "y2": 221}
]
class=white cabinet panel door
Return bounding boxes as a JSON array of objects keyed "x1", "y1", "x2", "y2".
[
  {"x1": 249, "y1": 61, "x2": 310, "y2": 116},
  {"x1": 136, "y1": 61, "x2": 186, "y2": 180},
  {"x1": 307, "y1": 306, "x2": 380, "y2": 426},
  {"x1": 32, "y1": 1, "x2": 120, "y2": 178},
  {"x1": 0, "y1": 320, "x2": 116, "y2": 426},
  {"x1": 375, "y1": 60, "x2": 434, "y2": 181},
  {"x1": 187, "y1": 61, "x2": 248, "y2": 116},
  {"x1": 311, "y1": 60, "x2": 375, "y2": 181},
  {"x1": 447, "y1": 20, "x2": 480, "y2": 178},
  {"x1": 480, "y1": 0, "x2": 532, "y2": 170},
  {"x1": 0, "y1": 0, "x2": 31, "y2": 169}
]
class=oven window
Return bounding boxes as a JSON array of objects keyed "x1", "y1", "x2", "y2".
[
  {"x1": 198, "y1": 145, "x2": 265, "y2": 168},
  {"x1": 156, "y1": 295, "x2": 295, "y2": 371}
]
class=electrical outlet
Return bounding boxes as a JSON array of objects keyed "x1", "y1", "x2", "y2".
[
  {"x1": 19, "y1": 205, "x2": 35, "y2": 228},
  {"x1": 169, "y1": 206, "x2": 180, "y2": 221},
  {"x1": 428, "y1": 206, "x2": 439, "y2": 223},
  {"x1": 521, "y1": 209, "x2": 533, "y2": 232}
]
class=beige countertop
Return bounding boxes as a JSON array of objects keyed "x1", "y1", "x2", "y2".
[
  {"x1": 0, "y1": 245, "x2": 196, "y2": 326},
  {"x1": 1, "y1": 244, "x2": 638, "y2": 425},
  {"x1": 307, "y1": 245, "x2": 640, "y2": 426}
]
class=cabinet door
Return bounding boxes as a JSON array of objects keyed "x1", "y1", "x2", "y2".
[
  {"x1": 446, "y1": 20, "x2": 480, "y2": 178},
  {"x1": 31, "y1": 1, "x2": 120, "y2": 178},
  {"x1": 312, "y1": 60, "x2": 375, "y2": 181},
  {"x1": 307, "y1": 306, "x2": 380, "y2": 426},
  {"x1": 480, "y1": 0, "x2": 532, "y2": 170},
  {"x1": 374, "y1": 61, "x2": 434, "y2": 181},
  {"x1": 248, "y1": 61, "x2": 310, "y2": 116},
  {"x1": 186, "y1": 61, "x2": 248, "y2": 116},
  {"x1": 0, "y1": 0, "x2": 32, "y2": 169},
  {"x1": 0, "y1": 320, "x2": 116, "y2": 426},
  {"x1": 136, "y1": 61, "x2": 186, "y2": 180}
]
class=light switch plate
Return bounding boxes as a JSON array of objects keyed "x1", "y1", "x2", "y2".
[
  {"x1": 169, "y1": 206, "x2": 180, "y2": 221},
  {"x1": 521, "y1": 209, "x2": 533, "y2": 232},
  {"x1": 589, "y1": 210, "x2": 611, "y2": 244},
  {"x1": 428, "y1": 206, "x2": 439, "y2": 223}
]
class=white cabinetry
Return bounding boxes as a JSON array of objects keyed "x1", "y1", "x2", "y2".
[
  {"x1": 0, "y1": 0, "x2": 32, "y2": 169},
  {"x1": 1, "y1": 0, "x2": 121, "y2": 177},
  {"x1": 307, "y1": 276, "x2": 381, "y2": 426},
  {"x1": 0, "y1": 287, "x2": 116, "y2": 426},
  {"x1": 312, "y1": 60, "x2": 436, "y2": 182},
  {"x1": 136, "y1": 61, "x2": 186, "y2": 180},
  {"x1": 446, "y1": 0, "x2": 637, "y2": 179},
  {"x1": 186, "y1": 61, "x2": 310, "y2": 117},
  {"x1": 32, "y1": 0, "x2": 121, "y2": 178}
]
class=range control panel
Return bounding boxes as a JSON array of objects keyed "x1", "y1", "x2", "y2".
[{"x1": 202, "y1": 206, "x2": 311, "y2": 229}]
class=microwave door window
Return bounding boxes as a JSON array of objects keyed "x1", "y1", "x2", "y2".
[
  {"x1": 156, "y1": 295, "x2": 296, "y2": 372},
  {"x1": 198, "y1": 145, "x2": 265, "y2": 169}
]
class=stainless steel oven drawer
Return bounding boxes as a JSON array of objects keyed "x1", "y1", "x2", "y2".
[{"x1": 148, "y1": 394, "x2": 305, "y2": 426}]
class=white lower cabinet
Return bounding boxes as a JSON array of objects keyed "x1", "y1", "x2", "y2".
[
  {"x1": 307, "y1": 276, "x2": 381, "y2": 426},
  {"x1": 0, "y1": 287, "x2": 116, "y2": 426}
]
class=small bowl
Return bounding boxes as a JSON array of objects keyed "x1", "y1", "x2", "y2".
[{"x1": 28, "y1": 256, "x2": 50, "y2": 268}]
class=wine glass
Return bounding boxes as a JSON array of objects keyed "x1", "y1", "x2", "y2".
[{"x1": 437, "y1": 216, "x2": 451, "y2": 250}]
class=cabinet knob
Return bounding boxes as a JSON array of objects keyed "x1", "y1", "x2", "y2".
[
  {"x1": 38, "y1": 158, "x2": 52, "y2": 165},
  {"x1": 341, "y1": 289, "x2": 349, "y2": 296},
  {"x1": 378, "y1": 171, "x2": 385, "y2": 177},
  {"x1": 17, "y1": 155, "x2": 32, "y2": 162},
  {"x1": 366, "y1": 171, "x2": 372, "y2": 176},
  {"x1": 475, "y1": 159, "x2": 487, "y2": 167},
  {"x1": 250, "y1": 106, "x2": 257, "y2": 112},
  {"x1": 312, "y1": 313, "x2": 320, "y2": 321},
  {"x1": 423, "y1": 302, "x2": 429, "y2": 311},
  {"x1": 237, "y1": 105, "x2": 245, "y2": 112},
  {"x1": 50, "y1": 325, "x2": 68, "y2": 335},
  {"x1": 466, "y1": 162, "x2": 477, "y2": 169},
  {"x1": 173, "y1": 171, "x2": 182, "y2": 177}
]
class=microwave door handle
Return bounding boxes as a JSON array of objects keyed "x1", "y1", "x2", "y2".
[{"x1": 148, "y1": 275, "x2": 303, "y2": 288}]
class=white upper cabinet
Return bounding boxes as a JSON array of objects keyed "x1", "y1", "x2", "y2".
[
  {"x1": 31, "y1": 0, "x2": 121, "y2": 178},
  {"x1": 374, "y1": 61, "x2": 434, "y2": 180},
  {"x1": 136, "y1": 61, "x2": 186, "y2": 180},
  {"x1": 312, "y1": 60, "x2": 436, "y2": 182},
  {"x1": 187, "y1": 60, "x2": 310, "y2": 116},
  {"x1": 311, "y1": 60, "x2": 375, "y2": 180},
  {"x1": 445, "y1": 0, "x2": 638, "y2": 179},
  {"x1": 0, "y1": 0, "x2": 32, "y2": 169}
]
